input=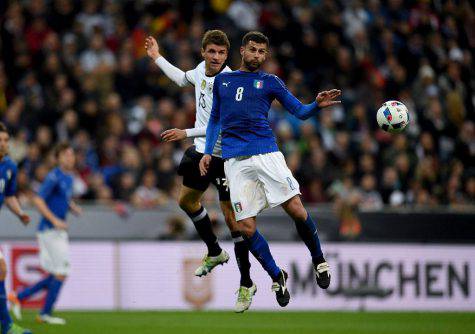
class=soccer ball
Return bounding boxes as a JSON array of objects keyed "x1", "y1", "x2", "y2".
[{"x1": 376, "y1": 100, "x2": 409, "y2": 134}]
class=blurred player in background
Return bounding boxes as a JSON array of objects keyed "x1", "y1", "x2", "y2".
[
  {"x1": 9, "y1": 143, "x2": 82, "y2": 325},
  {"x1": 200, "y1": 31, "x2": 340, "y2": 307},
  {"x1": 0, "y1": 123, "x2": 32, "y2": 334},
  {"x1": 145, "y1": 30, "x2": 257, "y2": 312}
]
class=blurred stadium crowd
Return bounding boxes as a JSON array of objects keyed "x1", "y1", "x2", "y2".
[{"x1": 0, "y1": 0, "x2": 474, "y2": 210}]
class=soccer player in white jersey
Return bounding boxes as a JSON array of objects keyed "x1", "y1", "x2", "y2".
[
  {"x1": 145, "y1": 30, "x2": 256, "y2": 312},
  {"x1": 200, "y1": 31, "x2": 340, "y2": 307}
]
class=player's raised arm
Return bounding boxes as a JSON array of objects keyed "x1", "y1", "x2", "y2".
[
  {"x1": 145, "y1": 36, "x2": 195, "y2": 87},
  {"x1": 199, "y1": 77, "x2": 222, "y2": 176},
  {"x1": 271, "y1": 76, "x2": 341, "y2": 119}
]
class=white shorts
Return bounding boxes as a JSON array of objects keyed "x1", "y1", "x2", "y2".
[
  {"x1": 224, "y1": 151, "x2": 301, "y2": 221},
  {"x1": 37, "y1": 229, "x2": 70, "y2": 276}
]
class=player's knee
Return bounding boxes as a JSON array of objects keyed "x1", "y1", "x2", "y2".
[
  {"x1": 0, "y1": 259, "x2": 7, "y2": 279},
  {"x1": 239, "y1": 219, "x2": 256, "y2": 237},
  {"x1": 178, "y1": 195, "x2": 199, "y2": 213},
  {"x1": 285, "y1": 197, "x2": 307, "y2": 221},
  {"x1": 54, "y1": 274, "x2": 67, "y2": 281}
]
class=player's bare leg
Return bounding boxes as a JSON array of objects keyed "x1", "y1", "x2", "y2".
[
  {"x1": 179, "y1": 186, "x2": 229, "y2": 276},
  {"x1": 281, "y1": 195, "x2": 331, "y2": 289},
  {"x1": 220, "y1": 201, "x2": 256, "y2": 312},
  {"x1": 0, "y1": 258, "x2": 32, "y2": 334},
  {"x1": 239, "y1": 217, "x2": 289, "y2": 307}
]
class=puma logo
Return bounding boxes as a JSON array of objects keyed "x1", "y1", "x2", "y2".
[{"x1": 222, "y1": 82, "x2": 230, "y2": 87}]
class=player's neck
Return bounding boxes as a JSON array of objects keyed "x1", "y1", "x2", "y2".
[{"x1": 239, "y1": 64, "x2": 259, "y2": 73}]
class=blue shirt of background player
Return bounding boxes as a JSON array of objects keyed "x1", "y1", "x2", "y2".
[
  {"x1": 38, "y1": 167, "x2": 73, "y2": 232},
  {"x1": 0, "y1": 156, "x2": 18, "y2": 209},
  {"x1": 205, "y1": 70, "x2": 320, "y2": 159}
]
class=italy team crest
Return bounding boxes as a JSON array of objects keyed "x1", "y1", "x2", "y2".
[
  {"x1": 233, "y1": 202, "x2": 242, "y2": 213},
  {"x1": 253, "y1": 80, "x2": 264, "y2": 89}
]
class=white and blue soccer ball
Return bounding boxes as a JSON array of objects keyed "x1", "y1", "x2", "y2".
[{"x1": 376, "y1": 100, "x2": 409, "y2": 134}]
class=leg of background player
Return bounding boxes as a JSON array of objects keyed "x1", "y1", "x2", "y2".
[
  {"x1": 0, "y1": 258, "x2": 32, "y2": 334},
  {"x1": 38, "y1": 274, "x2": 66, "y2": 325},
  {"x1": 220, "y1": 201, "x2": 256, "y2": 313},
  {"x1": 0, "y1": 259, "x2": 12, "y2": 334},
  {"x1": 179, "y1": 186, "x2": 222, "y2": 256},
  {"x1": 179, "y1": 186, "x2": 228, "y2": 276},
  {"x1": 17, "y1": 275, "x2": 53, "y2": 301},
  {"x1": 220, "y1": 201, "x2": 252, "y2": 287},
  {"x1": 281, "y1": 195, "x2": 330, "y2": 289}
]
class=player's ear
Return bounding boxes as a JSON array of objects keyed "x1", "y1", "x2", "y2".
[
  {"x1": 240, "y1": 46, "x2": 244, "y2": 56},
  {"x1": 201, "y1": 48, "x2": 205, "y2": 58}
]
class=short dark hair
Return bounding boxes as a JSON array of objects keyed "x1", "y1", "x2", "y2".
[
  {"x1": 242, "y1": 31, "x2": 269, "y2": 47},
  {"x1": 0, "y1": 122, "x2": 8, "y2": 135},
  {"x1": 54, "y1": 142, "x2": 72, "y2": 158},
  {"x1": 202, "y1": 30, "x2": 230, "y2": 51}
]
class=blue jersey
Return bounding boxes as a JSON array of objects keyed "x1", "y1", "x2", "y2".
[
  {"x1": 205, "y1": 70, "x2": 320, "y2": 159},
  {"x1": 0, "y1": 156, "x2": 18, "y2": 209},
  {"x1": 38, "y1": 167, "x2": 74, "y2": 231}
]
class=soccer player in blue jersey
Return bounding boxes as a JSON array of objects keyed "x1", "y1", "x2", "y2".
[
  {"x1": 9, "y1": 143, "x2": 81, "y2": 325},
  {"x1": 199, "y1": 31, "x2": 341, "y2": 307},
  {"x1": 0, "y1": 123, "x2": 32, "y2": 334}
]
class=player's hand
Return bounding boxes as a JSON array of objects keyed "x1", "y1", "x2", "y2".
[
  {"x1": 199, "y1": 154, "x2": 212, "y2": 176},
  {"x1": 72, "y1": 205, "x2": 83, "y2": 216},
  {"x1": 19, "y1": 213, "x2": 30, "y2": 226},
  {"x1": 53, "y1": 219, "x2": 68, "y2": 231},
  {"x1": 145, "y1": 36, "x2": 161, "y2": 61},
  {"x1": 161, "y1": 128, "x2": 187, "y2": 142},
  {"x1": 316, "y1": 89, "x2": 342, "y2": 108}
]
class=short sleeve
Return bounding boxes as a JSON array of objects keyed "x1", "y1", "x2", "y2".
[
  {"x1": 38, "y1": 171, "x2": 58, "y2": 200},
  {"x1": 5, "y1": 166, "x2": 17, "y2": 196}
]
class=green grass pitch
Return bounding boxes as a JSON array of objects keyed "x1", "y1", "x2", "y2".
[{"x1": 18, "y1": 310, "x2": 475, "y2": 334}]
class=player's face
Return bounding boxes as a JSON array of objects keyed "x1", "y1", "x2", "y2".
[
  {"x1": 59, "y1": 148, "x2": 76, "y2": 171},
  {"x1": 240, "y1": 41, "x2": 267, "y2": 72},
  {"x1": 0, "y1": 132, "x2": 9, "y2": 157},
  {"x1": 202, "y1": 44, "x2": 228, "y2": 75}
]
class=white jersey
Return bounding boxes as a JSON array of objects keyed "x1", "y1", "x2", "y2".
[{"x1": 185, "y1": 61, "x2": 231, "y2": 157}]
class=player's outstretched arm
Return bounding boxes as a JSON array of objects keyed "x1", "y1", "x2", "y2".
[
  {"x1": 272, "y1": 75, "x2": 341, "y2": 120},
  {"x1": 5, "y1": 196, "x2": 30, "y2": 225},
  {"x1": 145, "y1": 36, "x2": 193, "y2": 87}
]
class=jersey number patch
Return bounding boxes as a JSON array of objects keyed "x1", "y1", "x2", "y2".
[
  {"x1": 235, "y1": 87, "x2": 244, "y2": 101},
  {"x1": 199, "y1": 92, "x2": 206, "y2": 108}
]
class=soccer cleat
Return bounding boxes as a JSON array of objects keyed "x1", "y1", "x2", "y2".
[
  {"x1": 194, "y1": 250, "x2": 230, "y2": 277},
  {"x1": 235, "y1": 283, "x2": 257, "y2": 313},
  {"x1": 36, "y1": 314, "x2": 66, "y2": 325},
  {"x1": 8, "y1": 292, "x2": 22, "y2": 320},
  {"x1": 314, "y1": 262, "x2": 331, "y2": 289},
  {"x1": 6, "y1": 323, "x2": 32, "y2": 334},
  {"x1": 271, "y1": 270, "x2": 290, "y2": 307}
]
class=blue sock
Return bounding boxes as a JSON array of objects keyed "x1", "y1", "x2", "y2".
[
  {"x1": 294, "y1": 212, "x2": 324, "y2": 264},
  {"x1": 41, "y1": 277, "x2": 64, "y2": 316},
  {"x1": 18, "y1": 275, "x2": 53, "y2": 301},
  {"x1": 245, "y1": 230, "x2": 281, "y2": 280},
  {"x1": 0, "y1": 281, "x2": 12, "y2": 334}
]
